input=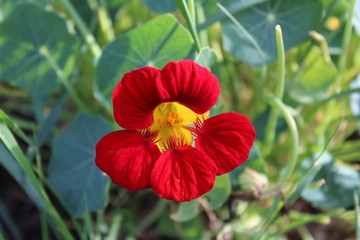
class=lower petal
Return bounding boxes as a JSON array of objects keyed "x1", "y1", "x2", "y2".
[
  {"x1": 195, "y1": 112, "x2": 256, "y2": 175},
  {"x1": 95, "y1": 130, "x2": 161, "y2": 191},
  {"x1": 150, "y1": 145, "x2": 217, "y2": 202}
]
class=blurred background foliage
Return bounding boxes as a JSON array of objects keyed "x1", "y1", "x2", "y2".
[{"x1": 0, "y1": 0, "x2": 360, "y2": 239}]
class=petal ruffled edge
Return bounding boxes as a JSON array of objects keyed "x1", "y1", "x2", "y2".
[
  {"x1": 112, "y1": 66, "x2": 162, "y2": 130},
  {"x1": 156, "y1": 60, "x2": 220, "y2": 114},
  {"x1": 195, "y1": 112, "x2": 256, "y2": 175},
  {"x1": 150, "y1": 145, "x2": 217, "y2": 202},
  {"x1": 95, "y1": 130, "x2": 161, "y2": 191}
]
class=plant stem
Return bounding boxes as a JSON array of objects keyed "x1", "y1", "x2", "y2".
[
  {"x1": 97, "y1": 0, "x2": 115, "y2": 44},
  {"x1": 263, "y1": 25, "x2": 285, "y2": 155},
  {"x1": 39, "y1": 46, "x2": 90, "y2": 112},
  {"x1": 176, "y1": 0, "x2": 202, "y2": 52},
  {"x1": 261, "y1": 95, "x2": 299, "y2": 194},
  {"x1": 316, "y1": 0, "x2": 356, "y2": 144},
  {"x1": 58, "y1": 0, "x2": 101, "y2": 59}
]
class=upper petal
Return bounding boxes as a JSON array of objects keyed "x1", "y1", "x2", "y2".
[
  {"x1": 150, "y1": 145, "x2": 217, "y2": 202},
  {"x1": 156, "y1": 60, "x2": 220, "y2": 114},
  {"x1": 95, "y1": 130, "x2": 161, "y2": 191},
  {"x1": 112, "y1": 66, "x2": 162, "y2": 130},
  {"x1": 195, "y1": 112, "x2": 256, "y2": 175}
]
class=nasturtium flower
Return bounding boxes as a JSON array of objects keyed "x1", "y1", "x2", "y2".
[{"x1": 95, "y1": 60, "x2": 256, "y2": 202}]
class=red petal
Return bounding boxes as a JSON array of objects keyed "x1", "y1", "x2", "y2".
[
  {"x1": 112, "y1": 66, "x2": 161, "y2": 130},
  {"x1": 95, "y1": 130, "x2": 160, "y2": 191},
  {"x1": 150, "y1": 145, "x2": 217, "y2": 202},
  {"x1": 156, "y1": 60, "x2": 220, "y2": 114},
  {"x1": 195, "y1": 113, "x2": 256, "y2": 175}
]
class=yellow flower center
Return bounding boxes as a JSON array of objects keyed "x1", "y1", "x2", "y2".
[{"x1": 149, "y1": 102, "x2": 209, "y2": 151}]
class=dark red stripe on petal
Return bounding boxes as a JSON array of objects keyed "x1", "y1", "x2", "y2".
[
  {"x1": 95, "y1": 130, "x2": 161, "y2": 191},
  {"x1": 150, "y1": 145, "x2": 217, "y2": 202},
  {"x1": 112, "y1": 66, "x2": 161, "y2": 130},
  {"x1": 195, "y1": 113, "x2": 256, "y2": 175},
  {"x1": 156, "y1": 60, "x2": 220, "y2": 114}
]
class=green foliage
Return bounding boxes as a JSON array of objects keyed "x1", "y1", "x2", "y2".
[
  {"x1": 95, "y1": 14, "x2": 194, "y2": 100},
  {"x1": 289, "y1": 47, "x2": 337, "y2": 103},
  {"x1": 1, "y1": 0, "x2": 360, "y2": 239},
  {"x1": 301, "y1": 152, "x2": 360, "y2": 208},
  {"x1": 222, "y1": 0, "x2": 322, "y2": 66},
  {"x1": 0, "y1": 3, "x2": 79, "y2": 96},
  {"x1": 141, "y1": 0, "x2": 177, "y2": 13},
  {"x1": 171, "y1": 199, "x2": 200, "y2": 222},
  {"x1": 48, "y1": 114, "x2": 113, "y2": 217}
]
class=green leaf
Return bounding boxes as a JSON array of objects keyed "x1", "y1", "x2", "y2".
[
  {"x1": 0, "y1": 3, "x2": 79, "y2": 96},
  {"x1": 95, "y1": 14, "x2": 194, "y2": 100},
  {"x1": 301, "y1": 152, "x2": 360, "y2": 208},
  {"x1": 171, "y1": 199, "x2": 200, "y2": 222},
  {"x1": 140, "y1": 0, "x2": 177, "y2": 13},
  {"x1": 48, "y1": 114, "x2": 113, "y2": 218},
  {"x1": 205, "y1": 174, "x2": 231, "y2": 209},
  {"x1": 222, "y1": 0, "x2": 322, "y2": 66},
  {"x1": 0, "y1": 0, "x2": 47, "y2": 19},
  {"x1": 195, "y1": 47, "x2": 217, "y2": 69},
  {"x1": 289, "y1": 47, "x2": 336, "y2": 103}
]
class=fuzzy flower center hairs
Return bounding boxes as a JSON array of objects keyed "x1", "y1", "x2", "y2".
[{"x1": 95, "y1": 60, "x2": 256, "y2": 202}]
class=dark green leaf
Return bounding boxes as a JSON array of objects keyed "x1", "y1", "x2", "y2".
[
  {"x1": 141, "y1": 0, "x2": 177, "y2": 13},
  {"x1": 0, "y1": 0, "x2": 47, "y2": 18},
  {"x1": 301, "y1": 152, "x2": 360, "y2": 208},
  {"x1": 95, "y1": 14, "x2": 194, "y2": 100},
  {"x1": 222, "y1": 0, "x2": 322, "y2": 66},
  {"x1": 48, "y1": 114, "x2": 113, "y2": 217},
  {"x1": 0, "y1": 3, "x2": 79, "y2": 96}
]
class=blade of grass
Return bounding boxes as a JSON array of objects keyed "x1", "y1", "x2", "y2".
[{"x1": 0, "y1": 118, "x2": 75, "y2": 240}]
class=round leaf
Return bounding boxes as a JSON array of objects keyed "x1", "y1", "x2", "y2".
[
  {"x1": 222, "y1": 0, "x2": 322, "y2": 66},
  {"x1": 48, "y1": 114, "x2": 113, "y2": 218},
  {"x1": 171, "y1": 200, "x2": 200, "y2": 222},
  {"x1": 95, "y1": 14, "x2": 194, "y2": 99},
  {"x1": 301, "y1": 152, "x2": 360, "y2": 209},
  {"x1": 0, "y1": 3, "x2": 79, "y2": 96}
]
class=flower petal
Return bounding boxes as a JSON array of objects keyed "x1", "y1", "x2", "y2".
[
  {"x1": 112, "y1": 66, "x2": 161, "y2": 130},
  {"x1": 156, "y1": 60, "x2": 220, "y2": 114},
  {"x1": 95, "y1": 130, "x2": 161, "y2": 191},
  {"x1": 150, "y1": 145, "x2": 217, "y2": 202},
  {"x1": 195, "y1": 112, "x2": 256, "y2": 175}
]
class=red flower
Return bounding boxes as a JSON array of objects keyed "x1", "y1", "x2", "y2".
[{"x1": 95, "y1": 60, "x2": 256, "y2": 202}]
